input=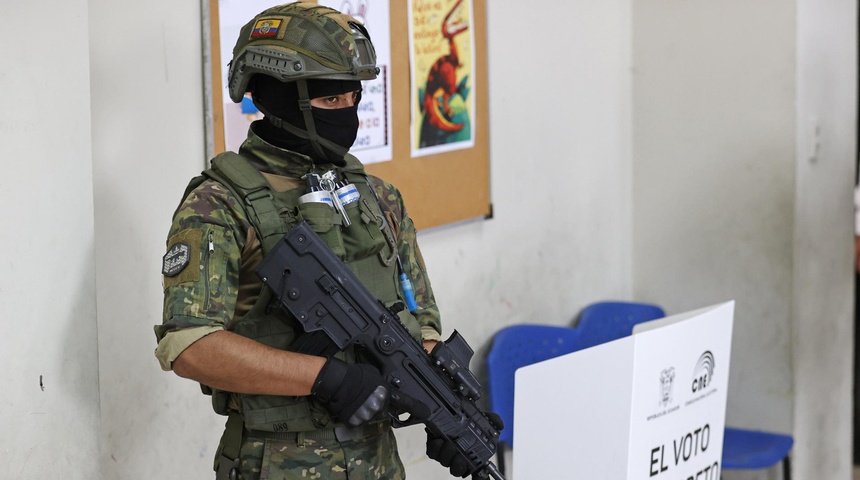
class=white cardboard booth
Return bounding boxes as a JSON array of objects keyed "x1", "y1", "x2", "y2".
[{"x1": 513, "y1": 301, "x2": 734, "y2": 480}]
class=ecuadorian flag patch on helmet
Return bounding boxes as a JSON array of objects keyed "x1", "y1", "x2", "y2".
[{"x1": 251, "y1": 18, "x2": 282, "y2": 38}]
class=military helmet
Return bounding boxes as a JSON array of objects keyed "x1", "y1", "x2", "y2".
[{"x1": 227, "y1": 2, "x2": 379, "y2": 103}]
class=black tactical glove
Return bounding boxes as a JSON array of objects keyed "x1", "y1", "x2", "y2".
[
  {"x1": 426, "y1": 431, "x2": 472, "y2": 478},
  {"x1": 485, "y1": 411, "x2": 504, "y2": 433},
  {"x1": 312, "y1": 357, "x2": 389, "y2": 427},
  {"x1": 426, "y1": 412, "x2": 505, "y2": 478}
]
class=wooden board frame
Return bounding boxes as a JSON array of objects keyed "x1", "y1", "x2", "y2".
[{"x1": 204, "y1": 0, "x2": 490, "y2": 230}]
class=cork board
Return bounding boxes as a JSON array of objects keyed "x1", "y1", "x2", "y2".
[{"x1": 204, "y1": 0, "x2": 490, "y2": 230}]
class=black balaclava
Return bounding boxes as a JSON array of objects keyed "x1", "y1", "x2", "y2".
[{"x1": 250, "y1": 75, "x2": 361, "y2": 166}]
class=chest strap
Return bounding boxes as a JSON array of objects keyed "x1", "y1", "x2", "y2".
[{"x1": 206, "y1": 152, "x2": 289, "y2": 254}]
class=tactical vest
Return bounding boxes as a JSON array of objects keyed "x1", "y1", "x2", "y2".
[{"x1": 195, "y1": 151, "x2": 422, "y2": 433}]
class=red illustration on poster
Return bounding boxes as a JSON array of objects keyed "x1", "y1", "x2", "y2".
[{"x1": 409, "y1": 0, "x2": 475, "y2": 157}]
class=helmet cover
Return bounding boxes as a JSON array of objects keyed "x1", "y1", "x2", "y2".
[{"x1": 227, "y1": 2, "x2": 379, "y2": 103}]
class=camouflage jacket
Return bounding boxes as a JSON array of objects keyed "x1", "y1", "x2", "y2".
[{"x1": 154, "y1": 127, "x2": 441, "y2": 370}]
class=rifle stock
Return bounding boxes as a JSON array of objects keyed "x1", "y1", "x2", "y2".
[{"x1": 257, "y1": 221, "x2": 505, "y2": 480}]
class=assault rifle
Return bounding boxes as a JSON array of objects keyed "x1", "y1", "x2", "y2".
[{"x1": 257, "y1": 221, "x2": 505, "y2": 480}]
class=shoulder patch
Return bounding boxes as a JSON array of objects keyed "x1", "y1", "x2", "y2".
[
  {"x1": 162, "y1": 229, "x2": 202, "y2": 289},
  {"x1": 162, "y1": 242, "x2": 191, "y2": 277}
]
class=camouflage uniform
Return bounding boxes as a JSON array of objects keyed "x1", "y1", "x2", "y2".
[
  {"x1": 155, "y1": 126, "x2": 442, "y2": 479},
  {"x1": 240, "y1": 424, "x2": 404, "y2": 480}
]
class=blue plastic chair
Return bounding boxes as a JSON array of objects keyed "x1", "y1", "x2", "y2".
[
  {"x1": 722, "y1": 427, "x2": 793, "y2": 479},
  {"x1": 485, "y1": 324, "x2": 582, "y2": 475},
  {"x1": 575, "y1": 300, "x2": 666, "y2": 349}
]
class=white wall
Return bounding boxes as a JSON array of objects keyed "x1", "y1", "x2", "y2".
[
  {"x1": 632, "y1": 0, "x2": 797, "y2": 434},
  {"x1": 87, "y1": 0, "x2": 219, "y2": 477},
  {"x1": 633, "y1": 1, "x2": 856, "y2": 479},
  {"x1": 793, "y1": 0, "x2": 857, "y2": 478},
  {"x1": 0, "y1": 1, "x2": 101, "y2": 478}
]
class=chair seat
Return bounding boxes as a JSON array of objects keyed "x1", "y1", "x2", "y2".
[{"x1": 722, "y1": 427, "x2": 794, "y2": 469}]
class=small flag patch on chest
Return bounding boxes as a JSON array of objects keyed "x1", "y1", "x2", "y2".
[
  {"x1": 251, "y1": 19, "x2": 282, "y2": 38},
  {"x1": 162, "y1": 242, "x2": 191, "y2": 277}
]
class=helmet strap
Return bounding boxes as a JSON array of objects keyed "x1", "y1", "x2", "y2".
[{"x1": 296, "y1": 79, "x2": 349, "y2": 160}]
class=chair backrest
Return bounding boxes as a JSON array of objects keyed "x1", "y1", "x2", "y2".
[
  {"x1": 576, "y1": 301, "x2": 665, "y2": 349},
  {"x1": 485, "y1": 324, "x2": 581, "y2": 447}
]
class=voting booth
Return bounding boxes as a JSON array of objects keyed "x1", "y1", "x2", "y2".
[{"x1": 513, "y1": 302, "x2": 734, "y2": 480}]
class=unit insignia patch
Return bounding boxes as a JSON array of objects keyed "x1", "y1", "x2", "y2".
[{"x1": 162, "y1": 242, "x2": 191, "y2": 277}]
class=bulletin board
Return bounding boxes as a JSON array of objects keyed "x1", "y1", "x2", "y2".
[{"x1": 203, "y1": 0, "x2": 490, "y2": 231}]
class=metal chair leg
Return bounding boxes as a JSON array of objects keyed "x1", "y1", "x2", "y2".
[{"x1": 497, "y1": 443, "x2": 507, "y2": 476}]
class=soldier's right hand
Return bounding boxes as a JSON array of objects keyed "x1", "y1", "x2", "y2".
[{"x1": 312, "y1": 357, "x2": 389, "y2": 427}]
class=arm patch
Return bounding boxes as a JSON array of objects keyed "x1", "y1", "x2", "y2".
[{"x1": 163, "y1": 229, "x2": 201, "y2": 288}]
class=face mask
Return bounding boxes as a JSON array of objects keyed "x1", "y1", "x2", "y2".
[
  {"x1": 251, "y1": 77, "x2": 362, "y2": 165},
  {"x1": 311, "y1": 105, "x2": 359, "y2": 164}
]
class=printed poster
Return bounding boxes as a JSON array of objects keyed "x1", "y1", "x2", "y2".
[
  {"x1": 318, "y1": 0, "x2": 393, "y2": 164},
  {"x1": 218, "y1": 0, "x2": 290, "y2": 154},
  {"x1": 217, "y1": 0, "x2": 393, "y2": 164},
  {"x1": 408, "y1": 0, "x2": 476, "y2": 157}
]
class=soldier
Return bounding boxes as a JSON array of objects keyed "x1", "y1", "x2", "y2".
[{"x1": 154, "y1": 3, "x2": 478, "y2": 479}]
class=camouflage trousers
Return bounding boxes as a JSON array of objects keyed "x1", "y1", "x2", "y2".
[{"x1": 234, "y1": 425, "x2": 406, "y2": 480}]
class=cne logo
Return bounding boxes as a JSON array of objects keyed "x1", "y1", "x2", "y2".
[{"x1": 691, "y1": 351, "x2": 715, "y2": 393}]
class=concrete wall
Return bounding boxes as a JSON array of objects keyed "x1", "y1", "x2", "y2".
[
  {"x1": 87, "y1": 0, "x2": 215, "y2": 476},
  {"x1": 793, "y1": 0, "x2": 857, "y2": 478},
  {"x1": 633, "y1": 0, "x2": 856, "y2": 479},
  {"x1": 632, "y1": 0, "x2": 797, "y2": 434},
  {"x1": 0, "y1": 1, "x2": 101, "y2": 478}
]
